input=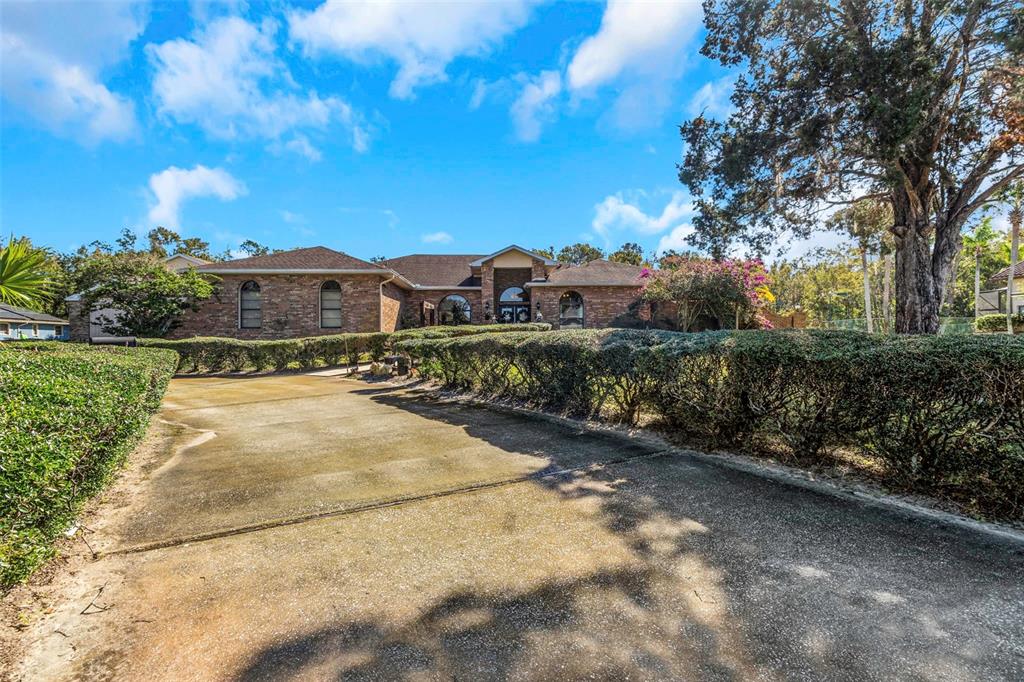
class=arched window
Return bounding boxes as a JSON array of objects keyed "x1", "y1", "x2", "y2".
[
  {"x1": 320, "y1": 280, "x2": 342, "y2": 328},
  {"x1": 499, "y1": 287, "x2": 526, "y2": 303},
  {"x1": 239, "y1": 281, "x2": 261, "y2": 329},
  {"x1": 438, "y1": 294, "x2": 471, "y2": 325},
  {"x1": 559, "y1": 291, "x2": 584, "y2": 329}
]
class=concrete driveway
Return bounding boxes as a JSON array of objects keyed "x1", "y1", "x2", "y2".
[{"x1": 15, "y1": 373, "x2": 1024, "y2": 681}]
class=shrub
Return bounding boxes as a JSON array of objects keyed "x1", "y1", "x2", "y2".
[
  {"x1": 0, "y1": 343, "x2": 177, "y2": 587},
  {"x1": 140, "y1": 323, "x2": 550, "y2": 374},
  {"x1": 975, "y1": 313, "x2": 1024, "y2": 333},
  {"x1": 398, "y1": 329, "x2": 1024, "y2": 521}
]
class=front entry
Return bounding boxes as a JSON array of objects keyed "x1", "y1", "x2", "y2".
[{"x1": 498, "y1": 286, "x2": 530, "y2": 323}]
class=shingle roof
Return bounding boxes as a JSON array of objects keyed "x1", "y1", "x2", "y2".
[
  {"x1": 538, "y1": 260, "x2": 645, "y2": 286},
  {"x1": 197, "y1": 246, "x2": 383, "y2": 271},
  {"x1": 0, "y1": 304, "x2": 68, "y2": 324},
  {"x1": 989, "y1": 261, "x2": 1024, "y2": 285},
  {"x1": 383, "y1": 254, "x2": 485, "y2": 287}
]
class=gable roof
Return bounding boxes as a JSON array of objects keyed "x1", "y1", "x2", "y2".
[
  {"x1": 0, "y1": 304, "x2": 68, "y2": 324},
  {"x1": 989, "y1": 261, "x2": 1024, "y2": 285},
  {"x1": 197, "y1": 246, "x2": 384, "y2": 273},
  {"x1": 468, "y1": 245, "x2": 556, "y2": 267},
  {"x1": 526, "y1": 259, "x2": 645, "y2": 287},
  {"x1": 383, "y1": 254, "x2": 484, "y2": 288}
]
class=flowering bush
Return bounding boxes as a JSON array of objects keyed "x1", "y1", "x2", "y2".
[{"x1": 641, "y1": 258, "x2": 774, "y2": 330}]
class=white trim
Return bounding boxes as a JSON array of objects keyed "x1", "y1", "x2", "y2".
[
  {"x1": 524, "y1": 281, "x2": 641, "y2": 288},
  {"x1": 202, "y1": 267, "x2": 389, "y2": 275},
  {"x1": 164, "y1": 253, "x2": 209, "y2": 265},
  {"x1": 468, "y1": 245, "x2": 555, "y2": 267},
  {"x1": 201, "y1": 267, "x2": 416, "y2": 290},
  {"x1": 413, "y1": 285, "x2": 482, "y2": 291}
]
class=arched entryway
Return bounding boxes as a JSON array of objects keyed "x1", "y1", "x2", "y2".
[{"x1": 498, "y1": 286, "x2": 530, "y2": 323}]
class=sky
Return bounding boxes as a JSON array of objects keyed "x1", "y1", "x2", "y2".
[{"x1": 3, "y1": 0, "x2": 840, "y2": 261}]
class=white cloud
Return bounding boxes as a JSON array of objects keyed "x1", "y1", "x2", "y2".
[
  {"x1": 283, "y1": 134, "x2": 323, "y2": 162},
  {"x1": 147, "y1": 165, "x2": 247, "y2": 229},
  {"x1": 592, "y1": 190, "x2": 695, "y2": 247},
  {"x1": 656, "y1": 224, "x2": 697, "y2": 255},
  {"x1": 687, "y1": 75, "x2": 736, "y2": 118},
  {"x1": 566, "y1": 0, "x2": 702, "y2": 129},
  {"x1": 148, "y1": 16, "x2": 371, "y2": 152},
  {"x1": 280, "y1": 210, "x2": 306, "y2": 224},
  {"x1": 0, "y1": 1, "x2": 145, "y2": 144},
  {"x1": 288, "y1": 0, "x2": 534, "y2": 99},
  {"x1": 421, "y1": 231, "x2": 453, "y2": 244},
  {"x1": 510, "y1": 71, "x2": 561, "y2": 142}
]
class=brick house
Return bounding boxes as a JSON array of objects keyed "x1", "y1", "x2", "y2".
[{"x1": 70, "y1": 245, "x2": 648, "y2": 340}]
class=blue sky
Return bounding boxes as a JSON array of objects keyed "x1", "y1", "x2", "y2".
[{"x1": 2, "y1": 1, "x2": 761, "y2": 260}]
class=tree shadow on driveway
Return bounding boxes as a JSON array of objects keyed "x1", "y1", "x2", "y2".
[{"x1": 232, "y1": 387, "x2": 1024, "y2": 681}]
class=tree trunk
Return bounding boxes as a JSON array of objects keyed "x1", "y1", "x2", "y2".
[
  {"x1": 894, "y1": 226, "x2": 942, "y2": 334},
  {"x1": 1010, "y1": 209, "x2": 1020, "y2": 335},
  {"x1": 974, "y1": 247, "x2": 981, "y2": 320},
  {"x1": 882, "y1": 253, "x2": 892, "y2": 333},
  {"x1": 861, "y1": 246, "x2": 873, "y2": 333}
]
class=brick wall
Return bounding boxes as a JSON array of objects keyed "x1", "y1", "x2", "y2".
[
  {"x1": 170, "y1": 274, "x2": 385, "y2": 339},
  {"x1": 533, "y1": 286, "x2": 645, "y2": 329},
  {"x1": 380, "y1": 281, "x2": 404, "y2": 332},
  {"x1": 531, "y1": 257, "x2": 548, "y2": 281},
  {"x1": 405, "y1": 289, "x2": 483, "y2": 325},
  {"x1": 66, "y1": 300, "x2": 89, "y2": 342},
  {"x1": 479, "y1": 263, "x2": 494, "y2": 322},
  {"x1": 493, "y1": 267, "x2": 532, "y2": 303}
]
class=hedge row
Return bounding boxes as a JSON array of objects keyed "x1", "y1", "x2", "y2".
[
  {"x1": 0, "y1": 343, "x2": 177, "y2": 587},
  {"x1": 976, "y1": 313, "x2": 1024, "y2": 333},
  {"x1": 141, "y1": 323, "x2": 550, "y2": 373},
  {"x1": 398, "y1": 329, "x2": 1024, "y2": 521}
]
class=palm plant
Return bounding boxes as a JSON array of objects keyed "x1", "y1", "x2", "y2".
[{"x1": 0, "y1": 236, "x2": 53, "y2": 308}]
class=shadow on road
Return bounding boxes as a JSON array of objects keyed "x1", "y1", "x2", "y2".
[{"x1": 232, "y1": 388, "x2": 1024, "y2": 681}]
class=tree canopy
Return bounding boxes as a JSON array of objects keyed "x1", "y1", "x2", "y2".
[
  {"x1": 609, "y1": 242, "x2": 645, "y2": 265},
  {"x1": 557, "y1": 243, "x2": 605, "y2": 265},
  {"x1": 79, "y1": 252, "x2": 215, "y2": 337},
  {"x1": 680, "y1": 0, "x2": 1024, "y2": 333}
]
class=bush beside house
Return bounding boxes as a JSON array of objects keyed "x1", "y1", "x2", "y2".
[
  {"x1": 398, "y1": 329, "x2": 1024, "y2": 521},
  {"x1": 0, "y1": 343, "x2": 176, "y2": 588},
  {"x1": 141, "y1": 323, "x2": 550, "y2": 373},
  {"x1": 975, "y1": 313, "x2": 1024, "y2": 333}
]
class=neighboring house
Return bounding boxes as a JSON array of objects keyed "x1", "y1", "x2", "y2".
[
  {"x1": 145, "y1": 244, "x2": 648, "y2": 340},
  {"x1": 0, "y1": 304, "x2": 69, "y2": 340},
  {"x1": 977, "y1": 262, "x2": 1024, "y2": 316},
  {"x1": 66, "y1": 253, "x2": 210, "y2": 341}
]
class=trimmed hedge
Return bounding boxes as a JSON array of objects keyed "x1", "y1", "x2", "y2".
[
  {"x1": 398, "y1": 329, "x2": 1024, "y2": 521},
  {"x1": 1, "y1": 343, "x2": 177, "y2": 587},
  {"x1": 976, "y1": 313, "x2": 1024, "y2": 333},
  {"x1": 140, "y1": 323, "x2": 551, "y2": 373}
]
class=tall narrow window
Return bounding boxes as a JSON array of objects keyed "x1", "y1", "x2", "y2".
[
  {"x1": 559, "y1": 291, "x2": 584, "y2": 328},
  {"x1": 321, "y1": 280, "x2": 343, "y2": 328},
  {"x1": 239, "y1": 281, "x2": 262, "y2": 329}
]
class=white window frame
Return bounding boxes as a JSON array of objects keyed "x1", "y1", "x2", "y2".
[
  {"x1": 238, "y1": 281, "x2": 262, "y2": 329},
  {"x1": 319, "y1": 280, "x2": 343, "y2": 329}
]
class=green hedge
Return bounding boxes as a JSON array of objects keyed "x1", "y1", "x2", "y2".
[
  {"x1": 975, "y1": 313, "x2": 1024, "y2": 333},
  {"x1": 398, "y1": 329, "x2": 1024, "y2": 521},
  {"x1": 0, "y1": 343, "x2": 177, "y2": 588},
  {"x1": 140, "y1": 323, "x2": 550, "y2": 373}
]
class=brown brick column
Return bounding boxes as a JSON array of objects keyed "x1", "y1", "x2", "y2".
[{"x1": 480, "y1": 262, "x2": 495, "y2": 322}]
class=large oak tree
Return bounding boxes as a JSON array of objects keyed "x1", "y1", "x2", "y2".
[{"x1": 680, "y1": 0, "x2": 1023, "y2": 332}]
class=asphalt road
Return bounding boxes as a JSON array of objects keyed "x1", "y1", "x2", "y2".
[{"x1": 15, "y1": 373, "x2": 1024, "y2": 681}]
